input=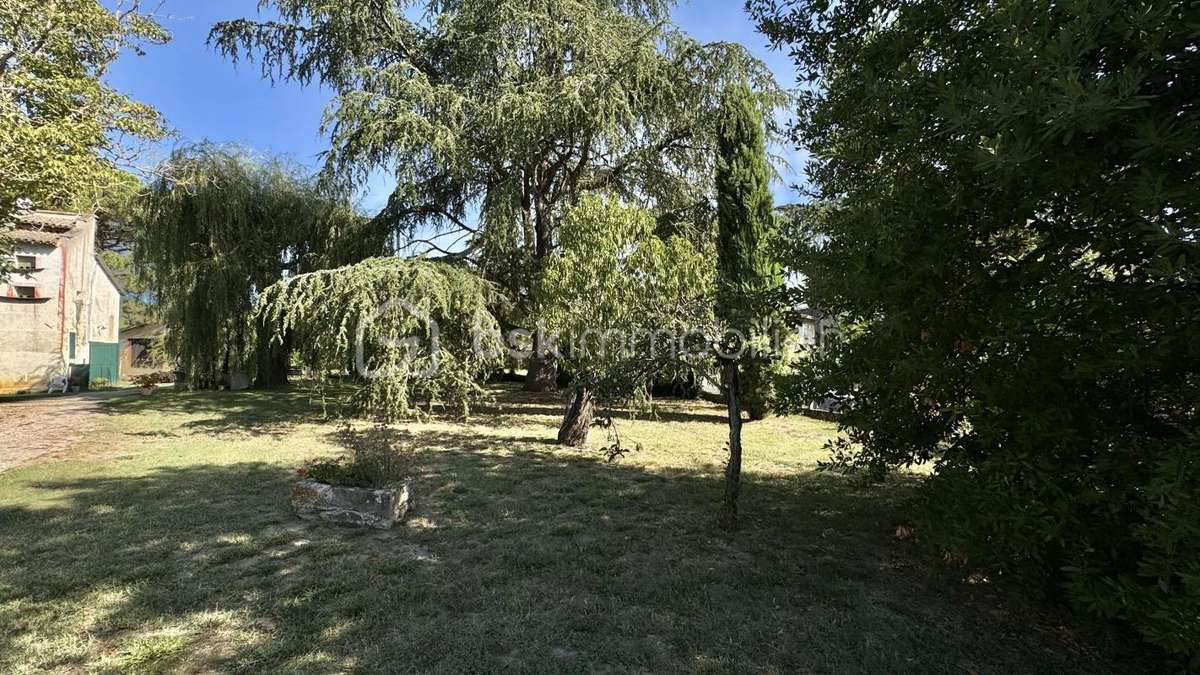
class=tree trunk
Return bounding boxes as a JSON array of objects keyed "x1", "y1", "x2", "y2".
[
  {"x1": 524, "y1": 348, "x2": 558, "y2": 392},
  {"x1": 254, "y1": 323, "x2": 291, "y2": 388},
  {"x1": 720, "y1": 359, "x2": 743, "y2": 531},
  {"x1": 524, "y1": 188, "x2": 559, "y2": 393},
  {"x1": 557, "y1": 386, "x2": 595, "y2": 446}
]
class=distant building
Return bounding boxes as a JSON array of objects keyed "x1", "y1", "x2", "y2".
[
  {"x1": 1, "y1": 211, "x2": 123, "y2": 393},
  {"x1": 120, "y1": 323, "x2": 169, "y2": 377},
  {"x1": 697, "y1": 306, "x2": 837, "y2": 402},
  {"x1": 794, "y1": 306, "x2": 835, "y2": 348}
]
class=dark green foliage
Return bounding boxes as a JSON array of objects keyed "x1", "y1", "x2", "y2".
[
  {"x1": 752, "y1": 0, "x2": 1199, "y2": 656},
  {"x1": 134, "y1": 144, "x2": 384, "y2": 388},
  {"x1": 715, "y1": 81, "x2": 784, "y2": 420},
  {"x1": 716, "y1": 81, "x2": 780, "y2": 332},
  {"x1": 713, "y1": 81, "x2": 784, "y2": 527}
]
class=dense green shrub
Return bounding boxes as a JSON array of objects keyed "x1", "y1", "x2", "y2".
[{"x1": 753, "y1": 0, "x2": 1199, "y2": 657}]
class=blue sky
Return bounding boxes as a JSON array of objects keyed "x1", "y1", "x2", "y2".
[{"x1": 105, "y1": 1, "x2": 803, "y2": 214}]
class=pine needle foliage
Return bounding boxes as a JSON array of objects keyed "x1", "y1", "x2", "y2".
[
  {"x1": 135, "y1": 144, "x2": 383, "y2": 388},
  {"x1": 258, "y1": 257, "x2": 505, "y2": 421}
]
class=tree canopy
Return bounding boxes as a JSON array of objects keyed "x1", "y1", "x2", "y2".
[
  {"x1": 209, "y1": 0, "x2": 786, "y2": 386},
  {"x1": 0, "y1": 0, "x2": 169, "y2": 280},
  {"x1": 0, "y1": 0, "x2": 168, "y2": 216},
  {"x1": 715, "y1": 80, "x2": 783, "y2": 422},
  {"x1": 753, "y1": 0, "x2": 1199, "y2": 656},
  {"x1": 134, "y1": 144, "x2": 384, "y2": 388}
]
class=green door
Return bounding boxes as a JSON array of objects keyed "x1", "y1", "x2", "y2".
[{"x1": 89, "y1": 342, "x2": 120, "y2": 384}]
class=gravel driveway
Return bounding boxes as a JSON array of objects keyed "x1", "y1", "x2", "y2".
[{"x1": 0, "y1": 389, "x2": 142, "y2": 473}]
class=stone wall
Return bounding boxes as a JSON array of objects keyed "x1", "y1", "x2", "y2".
[
  {"x1": 0, "y1": 213, "x2": 115, "y2": 393},
  {"x1": 0, "y1": 241, "x2": 67, "y2": 393}
]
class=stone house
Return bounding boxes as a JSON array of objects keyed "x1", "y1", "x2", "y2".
[{"x1": 0, "y1": 211, "x2": 123, "y2": 393}]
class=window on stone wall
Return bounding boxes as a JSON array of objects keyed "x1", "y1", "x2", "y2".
[
  {"x1": 14, "y1": 286, "x2": 35, "y2": 299},
  {"x1": 15, "y1": 255, "x2": 37, "y2": 271}
]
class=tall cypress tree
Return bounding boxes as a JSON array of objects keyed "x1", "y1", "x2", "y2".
[{"x1": 715, "y1": 81, "x2": 780, "y2": 529}]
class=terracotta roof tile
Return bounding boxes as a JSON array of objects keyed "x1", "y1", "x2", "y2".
[
  {"x1": 13, "y1": 210, "x2": 87, "y2": 232},
  {"x1": 3, "y1": 229, "x2": 60, "y2": 245}
]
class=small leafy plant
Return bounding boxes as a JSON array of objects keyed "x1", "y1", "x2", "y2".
[
  {"x1": 296, "y1": 423, "x2": 414, "y2": 489},
  {"x1": 132, "y1": 372, "x2": 175, "y2": 388}
]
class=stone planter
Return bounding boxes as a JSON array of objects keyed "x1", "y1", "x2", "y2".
[{"x1": 291, "y1": 480, "x2": 411, "y2": 529}]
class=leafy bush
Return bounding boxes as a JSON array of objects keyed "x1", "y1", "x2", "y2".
[
  {"x1": 753, "y1": 0, "x2": 1200, "y2": 659},
  {"x1": 540, "y1": 195, "x2": 715, "y2": 445},
  {"x1": 297, "y1": 424, "x2": 414, "y2": 489}
]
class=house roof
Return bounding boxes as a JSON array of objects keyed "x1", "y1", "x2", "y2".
[
  {"x1": 120, "y1": 323, "x2": 167, "y2": 340},
  {"x1": 13, "y1": 210, "x2": 89, "y2": 232},
  {"x1": 3, "y1": 210, "x2": 92, "y2": 246},
  {"x1": 5, "y1": 229, "x2": 60, "y2": 245},
  {"x1": 94, "y1": 255, "x2": 126, "y2": 295}
]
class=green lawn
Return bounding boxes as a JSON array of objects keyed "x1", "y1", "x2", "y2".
[{"x1": 0, "y1": 385, "x2": 1128, "y2": 673}]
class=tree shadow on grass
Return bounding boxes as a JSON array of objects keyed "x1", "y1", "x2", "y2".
[
  {"x1": 0, "y1": 443, "x2": 1133, "y2": 673},
  {"x1": 96, "y1": 384, "x2": 731, "y2": 443},
  {"x1": 468, "y1": 385, "x2": 732, "y2": 427}
]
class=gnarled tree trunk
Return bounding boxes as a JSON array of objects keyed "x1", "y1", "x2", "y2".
[
  {"x1": 557, "y1": 386, "x2": 595, "y2": 446},
  {"x1": 720, "y1": 359, "x2": 743, "y2": 530},
  {"x1": 525, "y1": 349, "x2": 558, "y2": 392}
]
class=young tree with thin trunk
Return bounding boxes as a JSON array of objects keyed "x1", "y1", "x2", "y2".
[
  {"x1": 542, "y1": 195, "x2": 713, "y2": 446},
  {"x1": 714, "y1": 81, "x2": 779, "y2": 530},
  {"x1": 209, "y1": 0, "x2": 784, "y2": 390}
]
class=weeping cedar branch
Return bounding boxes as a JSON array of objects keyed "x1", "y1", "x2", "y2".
[{"x1": 257, "y1": 257, "x2": 505, "y2": 420}]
